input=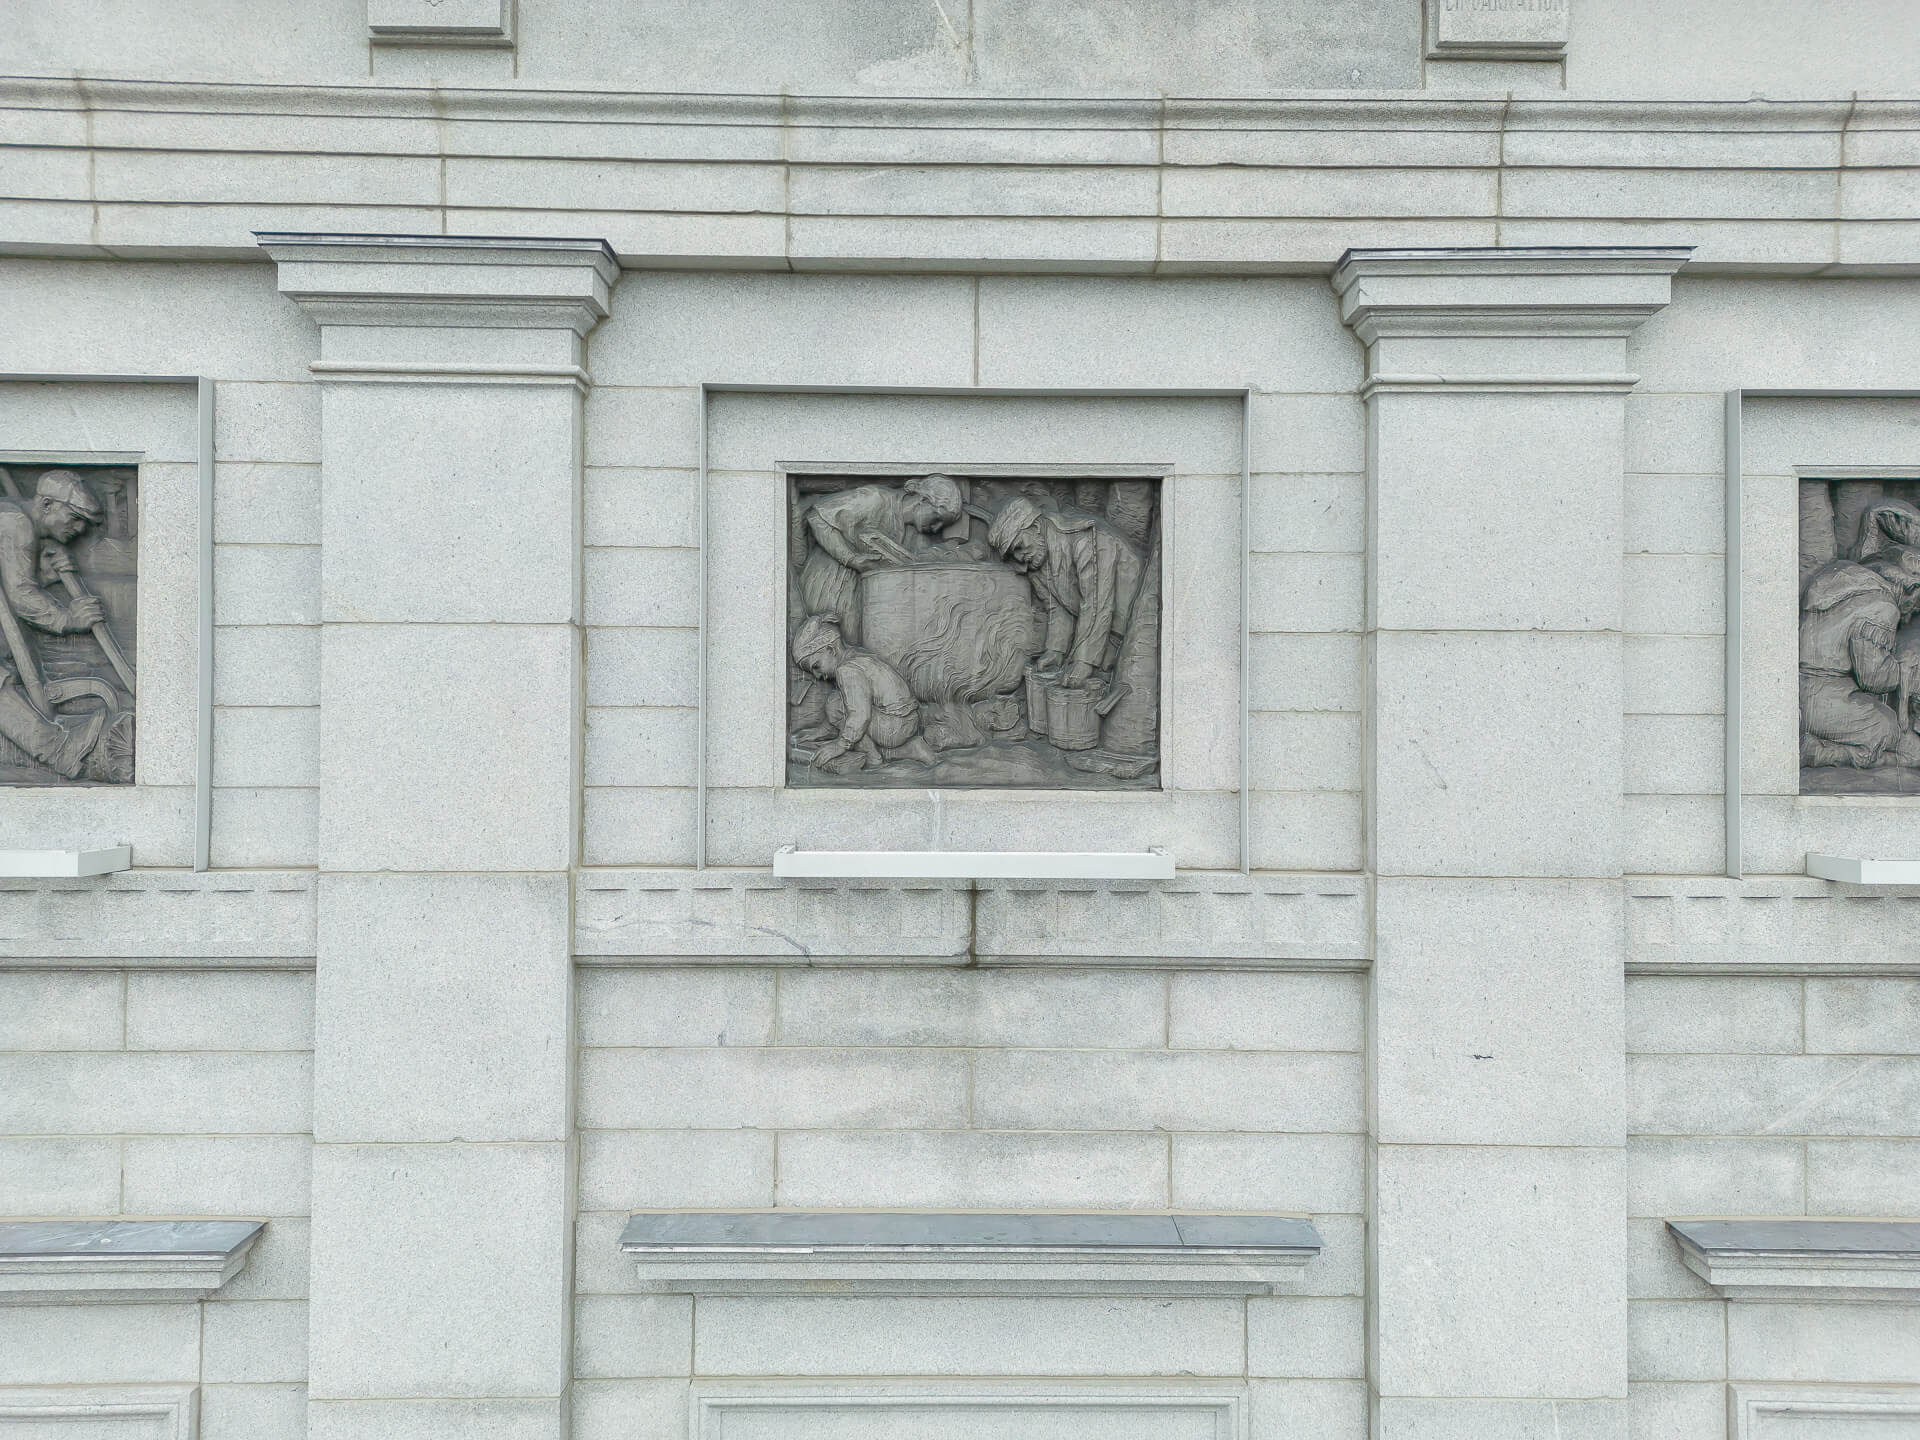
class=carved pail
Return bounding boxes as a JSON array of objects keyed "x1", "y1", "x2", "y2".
[{"x1": 860, "y1": 563, "x2": 1039, "y2": 703}]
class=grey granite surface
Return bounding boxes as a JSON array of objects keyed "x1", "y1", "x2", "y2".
[
  {"x1": 1667, "y1": 1219, "x2": 1920, "y2": 1256},
  {"x1": 621, "y1": 1211, "x2": 1320, "y2": 1254},
  {"x1": 0, "y1": 1219, "x2": 265, "y2": 1260}
]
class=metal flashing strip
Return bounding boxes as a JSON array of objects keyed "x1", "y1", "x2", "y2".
[
  {"x1": 0, "y1": 372, "x2": 214, "y2": 872},
  {"x1": 1806, "y1": 854, "x2": 1920, "y2": 885},
  {"x1": 773, "y1": 846, "x2": 1174, "y2": 880},
  {"x1": 0, "y1": 847, "x2": 131, "y2": 878},
  {"x1": 696, "y1": 383, "x2": 1255, "y2": 875}
]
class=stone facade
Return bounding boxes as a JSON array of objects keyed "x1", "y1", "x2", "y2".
[{"x1": 4, "y1": 7, "x2": 1920, "y2": 1440}]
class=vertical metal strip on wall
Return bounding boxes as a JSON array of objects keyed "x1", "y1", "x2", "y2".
[
  {"x1": 1724, "y1": 388, "x2": 1743, "y2": 880},
  {"x1": 196, "y1": 377, "x2": 215, "y2": 872}
]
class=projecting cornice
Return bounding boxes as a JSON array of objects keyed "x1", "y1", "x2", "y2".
[{"x1": 5, "y1": 77, "x2": 1920, "y2": 273}]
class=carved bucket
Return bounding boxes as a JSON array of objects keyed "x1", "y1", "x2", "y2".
[
  {"x1": 1044, "y1": 679, "x2": 1127, "y2": 751},
  {"x1": 1024, "y1": 665, "x2": 1052, "y2": 738}
]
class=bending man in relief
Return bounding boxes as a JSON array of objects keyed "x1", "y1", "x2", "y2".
[
  {"x1": 0, "y1": 470, "x2": 131, "y2": 781},
  {"x1": 797, "y1": 474, "x2": 964, "y2": 644},
  {"x1": 790, "y1": 612, "x2": 937, "y2": 773},
  {"x1": 1800, "y1": 543, "x2": 1920, "y2": 770}
]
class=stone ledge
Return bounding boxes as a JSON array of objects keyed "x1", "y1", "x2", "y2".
[
  {"x1": 0, "y1": 1220, "x2": 265, "y2": 1305},
  {"x1": 574, "y1": 870, "x2": 1369, "y2": 968},
  {"x1": 1627, "y1": 877, "x2": 1920, "y2": 976},
  {"x1": 621, "y1": 1211, "x2": 1320, "y2": 1297},
  {"x1": 0, "y1": 870, "x2": 316, "y2": 964},
  {"x1": 1668, "y1": 1219, "x2": 1920, "y2": 1304},
  {"x1": 0, "y1": 1386, "x2": 198, "y2": 1440}
]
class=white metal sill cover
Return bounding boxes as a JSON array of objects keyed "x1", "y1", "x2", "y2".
[
  {"x1": 0, "y1": 847, "x2": 130, "y2": 877},
  {"x1": 0, "y1": 1218, "x2": 265, "y2": 1304},
  {"x1": 622, "y1": 1210, "x2": 1320, "y2": 1296},
  {"x1": 773, "y1": 846, "x2": 1174, "y2": 880}
]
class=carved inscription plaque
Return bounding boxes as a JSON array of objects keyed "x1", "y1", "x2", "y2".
[
  {"x1": 1799, "y1": 479, "x2": 1920, "y2": 794},
  {"x1": 0, "y1": 463, "x2": 135, "y2": 786},
  {"x1": 1430, "y1": 0, "x2": 1570, "y2": 56},
  {"x1": 787, "y1": 474, "x2": 1161, "y2": 790}
]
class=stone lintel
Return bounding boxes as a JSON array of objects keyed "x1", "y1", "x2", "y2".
[
  {"x1": 1668, "y1": 1218, "x2": 1920, "y2": 1303},
  {"x1": 0, "y1": 1219, "x2": 265, "y2": 1305}
]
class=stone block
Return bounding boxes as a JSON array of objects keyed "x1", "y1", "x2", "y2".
[
  {"x1": 1374, "y1": 1144, "x2": 1626, "y2": 1397},
  {"x1": 587, "y1": 626, "x2": 699, "y2": 708},
  {"x1": 583, "y1": 548, "x2": 701, "y2": 627},
  {"x1": 122, "y1": 1136, "x2": 313, "y2": 1217},
  {"x1": 1625, "y1": 977, "x2": 1803, "y2": 1055},
  {"x1": 1623, "y1": 552, "x2": 1724, "y2": 635},
  {"x1": 1628, "y1": 1300, "x2": 1725, "y2": 1383},
  {"x1": 572, "y1": 1295, "x2": 693, "y2": 1379},
  {"x1": 314, "y1": 873, "x2": 569, "y2": 1144},
  {"x1": 1249, "y1": 633, "x2": 1363, "y2": 712},
  {"x1": 584, "y1": 386, "x2": 702, "y2": 470},
  {"x1": 202, "y1": 1299, "x2": 309, "y2": 1384},
  {"x1": 1167, "y1": 973, "x2": 1364, "y2": 1053},
  {"x1": 213, "y1": 545, "x2": 321, "y2": 626},
  {"x1": 1624, "y1": 635, "x2": 1724, "y2": 715},
  {"x1": 1807, "y1": 1140, "x2": 1920, "y2": 1215},
  {"x1": 0, "y1": 972, "x2": 122, "y2": 1049},
  {"x1": 318, "y1": 625, "x2": 576, "y2": 872},
  {"x1": 1170, "y1": 1134, "x2": 1366, "y2": 1215},
  {"x1": 1248, "y1": 394, "x2": 1366, "y2": 474},
  {"x1": 922, "y1": 793, "x2": 1243, "y2": 873},
  {"x1": 573, "y1": 1210, "x2": 637, "y2": 1297},
  {"x1": 578, "y1": 1048, "x2": 970, "y2": 1130},
  {"x1": 595, "y1": 273, "x2": 974, "y2": 388},
  {"x1": 1727, "y1": 1302, "x2": 1920, "y2": 1383},
  {"x1": 1625, "y1": 1137, "x2": 1804, "y2": 1219},
  {"x1": 213, "y1": 383, "x2": 322, "y2": 465},
  {"x1": 208, "y1": 787, "x2": 319, "y2": 869},
  {"x1": 584, "y1": 468, "x2": 697, "y2": 549},
  {"x1": 319, "y1": 383, "x2": 579, "y2": 625},
  {"x1": 1247, "y1": 1379, "x2": 1368, "y2": 1440},
  {"x1": 212, "y1": 707, "x2": 322, "y2": 788},
  {"x1": 199, "y1": 1382, "x2": 307, "y2": 1440},
  {"x1": 215, "y1": 627, "x2": 320, "y2": 708},
  {"x1": 0, "y1": 1052, "x2": 310, "y2": 1136},
  {"x1": 1626, "y1": 393, "x2": 1725, "y2": 476},
  {"x1": 308, "y1": 1397, "x2": 564, "y2": 1440},
  {"x1": 1248, "y1": 553, "x2": 1364, "y2": 633},
  {"x1": 1628, "y1": 1382, "x2": 1723, "y2": 1440},
  {"x1": 1628, "y1": 1218, "x2": 1718, "y2": 1302},
  {"x1": 775, "y1": 969, "x2": 1164, "y2": 1048},
  {"x1": 0, "y1": 1138, "x2": 121, "y2": 1216},
  {"x1": 1374, "y1": 878, "x2": 1624, "y2": 1145},
  {"x1": 0, "y1": 871, "x2": 316, "y2": 963},
  {"x1": 570, "y1": 1381, "x2": 687, "y2": 1440},
  {"x1": 784, "y1": 213, "x2": 1159, "y2": 270},
  {"x1": 970, "y1": 1050, "x2": 1363, "y2": 1133},
  {"x1": 1629, "y1": 1054, "x2": 1920, "y2": 1136},
  {"x1": 1373, "y1": 631, "x2": 1622, "y2": 878},
  {"x1": 1249, "y1": 472, "x2": 1366, "y2": 556},
  {"x1": 577, "y1": 1131, "x2": 776, "y2": 1212},
  {"x1": 585, "y1": 707, "x2": 699, "y2": 788},
  {"x1": 1619, "y1": 795, "x2": 1723, "y2": 876},
  {"x1": 308, "y1": 1142, "x2": 568, "y2": 1398},
  {"x1": 582, "y1": 788, "x2": 698, "y2": 867},
  {"x1": 577, "y1": 968, "x2": 775, "y2": 1048},
  {"x1": 1373, "y1": 1397, "x2": 1626, "y2": 1440},
  {"x1": 773, "y1": 1131, "x2": 1168, "y2": 1211},
  {"x1": 691, "y1": 1295, "x2": 1245, "y2": 1377},
  {"x1": 1248, "y1": 790, "x2": 1365, "y2": 872},
  {"x1": 1622, "y1": 714, "x2": 1722, "y2": 795},
  {"x1": 1625, "y1": 472, "x2": 1724, "y2": 555},
  {"x1": 1246, "y1": 1295, "x2": 1364, "y2": 1379},
  {"x1": 1248, "y1": 712, "x2": 1362, "y2": 792},
  {"x1": 0, "y1": 1303, "x2": 200, "y2": 1384},
  {"x1": 125, "y1": 972, "x2": 314, "y2": 1052},
  {"x1": 217, "y1": 1216, "x2": 310, "y2": 1302},
  {"x1": 1806, "y1": 979, "x2": 1920, "y2": 1054},
  {"x1": 977, "y1": 276, "x2": 1360, "y2": 391},
  {"x1": 216, "y1": 463, "x2": 321, "y2": 545}
]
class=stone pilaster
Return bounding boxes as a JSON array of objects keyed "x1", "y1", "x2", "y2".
[
  {"x1": 1335, "y1": 246, "x2": 1689, "y2": 1439},
  {"x1": 260, "y1": 234, "x2": 617, "y2": 1440}
]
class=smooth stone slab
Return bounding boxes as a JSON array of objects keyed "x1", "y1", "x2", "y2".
[
  {"x1": 1668, "y1": 1218, "x2": 1920, "y2": 1303},
  {"x1": 621, "y1": 1211, "x2": 1321, "y2": 1297},
  {"x1": 0, "y1": 1218, "x2": 265, "y2": 1304}
]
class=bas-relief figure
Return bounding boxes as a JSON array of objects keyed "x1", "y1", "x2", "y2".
[
  {"x1": 788, "y1": 474, "x2": 1160, "y2": 789},
  {"x1": 0, "y1": 465, "x2": 135, "y2": 786},
  {"x1": 1799, "y1": 479, "x2": 1920, "y2": 794}
]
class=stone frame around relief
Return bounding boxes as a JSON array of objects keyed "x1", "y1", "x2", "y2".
[
  {"x1": 692, "y1": 385, "x2": 1254, "y2": 871},
  {"x1": 781, "y1": 462, "x2": 1167, "y2": 793},
  {"x1": 0, "y1": 375, "x2": 213, "y2": 870},
  {"x1": 1725, "y1": 390, "x2": 1920, "y2": 878}
]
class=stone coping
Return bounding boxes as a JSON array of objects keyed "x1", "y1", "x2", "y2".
[
  {"x1": 0, "y1": 1219, "x2": 265, "y2": 1305},
  {"x1": 1667, "y1": 1218, "x2": 1920, "y2": 1304},
  {"x1": 621, "y1": 1211, "x2": 1320, "y2": 1297}
]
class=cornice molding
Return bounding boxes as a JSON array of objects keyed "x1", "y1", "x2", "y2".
[
  {"x1": 1668, "y1": 1219, "x2": 1920, "y2": 1304},
  {"x1": 0, "y1": 1220, "x2": 265, "y2": 1305}
]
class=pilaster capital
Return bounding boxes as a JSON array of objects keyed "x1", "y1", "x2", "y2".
[
  {"x1": 255, "y1": 232, "x2": 619, "y2": 336},
  {"x1": 1333, "y1": 245, "x2": 1692, "y2": 395}
]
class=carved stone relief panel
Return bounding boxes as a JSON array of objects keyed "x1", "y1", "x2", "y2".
[
  {"x1": 787, "y1": 473, "x2": 1160, "y2": 789},
  {"x1": 1799, "y1": 477, "x2": 1920, "y2": 794},
  {"x1": 0, "y1": 463, "x2": 136, "y2": 786}
]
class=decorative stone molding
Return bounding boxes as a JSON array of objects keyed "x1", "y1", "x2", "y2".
[
  {"x1": 1667, "y1": 1219, "x2": 1920, "y2": 1304},
  {"x1": 0, "y1": 1220, "x2": 265, "y2": 1305},
  {"x1": 622, "y1": 1212, "x2": 1320, "y2": 1297},
  {"x1": 0, "y1": 870, "x2": 315, "y2": 965},
  {"x1": 1626, "y1": 877, "x2": 1920, "y2": 976},
  {"x1": 691, "y1": 1386, "x2": 1245, "y2": 1440},
  {"x1": 574, "y1": 870, "x2": 1369, "y2": 968},
  {"x1": 1427, "y1": 0, "x2": 1570, "y2": 61},
  {"x1": 1731, "y1": 1384, "x2": 1920, "y2": 1439},
  {"x1": 368, "y1": 0, "x2": 512, "y2": 46},
  {"x1": 0, "y1": 1386, "x2": 198, "y2": 1440}
]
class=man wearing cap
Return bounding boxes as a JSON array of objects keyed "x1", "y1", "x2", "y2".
[
  {"x1": 790, "y1": 612, "x2": 936, "y2": 773},
  {"x1": 0, "y1": 470, "x2": 125, "y2": 780}
]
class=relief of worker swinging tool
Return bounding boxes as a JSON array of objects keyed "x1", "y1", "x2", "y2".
[{"x1": 0, "y1": 465, "x2": 136, "y2": 785}]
